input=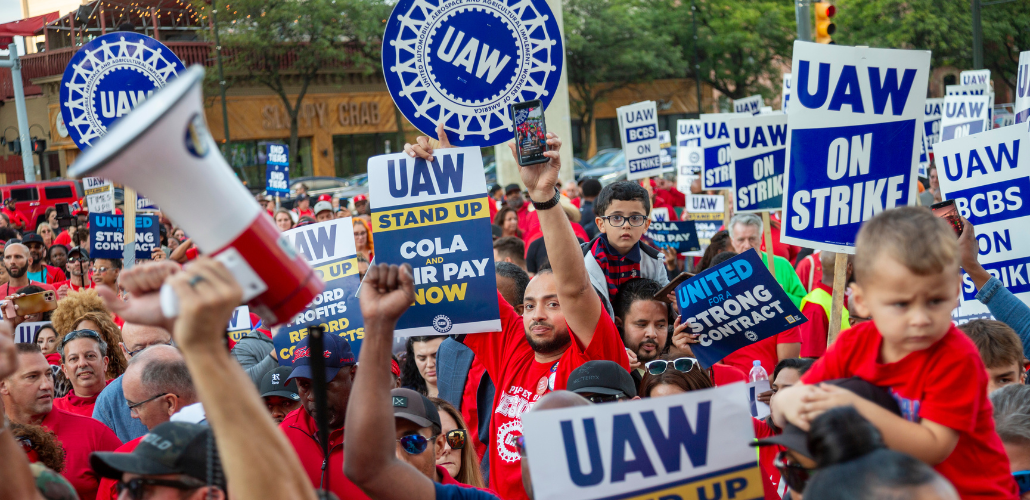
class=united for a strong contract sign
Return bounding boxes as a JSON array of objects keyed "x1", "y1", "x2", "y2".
[
  {"x1": 368, "y1": 147, "x2": 501, "y2": 336},
  {"x1": 382, "y1": 0, "x2": 564, "y2": 147},
  {"x1": 781, "y1": 42, "x2": 930, "y2": 253}
]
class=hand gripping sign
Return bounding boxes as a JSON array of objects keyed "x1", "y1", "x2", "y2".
[
  {"x1": 700, "y1": 113, "x2": 749, "y2": 190},
  {"x1": 674, "y1": 249, "x2": 807, "y2": 368},
  {"x1": 367, "y1": 147, "x2": 501, "y2": 336},
  {"x1": 521, "y1": 383, "x2": 762, "y2": 500},
  {"x1": 730, "y1": 113, "x2": 788, "y2": 213},
  {"x1": 617, "y1": 101, "x2": 663, "y2": 180},
  {"x1": 60, "y1": 33, "x2": 186, "y2": 150},
  {"x1": 781, "y1": 42, "x2": 930, "y2": 253},
  {"x1": 934, "y1": 126, "x2": 1029, "y2": 315},
  {"x1": 273, "y1": 218, "x2": 365, "y2": 362},
  {"x1": 381, "y1": 0, "x2": 564, "y2": 147},
  {"x1": 1017, "y1": 51, "x2": 1030, "y2": 125},
  {"x1": 941, "y1": 94, "x2": 991, "y2": 142}
]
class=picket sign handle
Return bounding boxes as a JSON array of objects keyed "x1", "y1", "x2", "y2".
[
  {"x1": 122, "y1": 187, "x2": 137, "y2": 270},
  {"x1": 723, "y1": 191, "x2": 733, "y2": 231},
  {"x1": 761, "y1": 211, "x2": 775, "y2": 275},
  {"x1": 827, "y1": 253, "x2": 849, "y2": 346}
]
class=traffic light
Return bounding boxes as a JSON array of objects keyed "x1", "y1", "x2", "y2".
[
  {"x1": 32, "y1": 139, "x2": 46, "y2": 154},
  {"x1": 814, "y1": 2, "x2": 836, "y2": 44},
  {"x1": 7, "y1": 139, "x2": 19, "y2": 154}
]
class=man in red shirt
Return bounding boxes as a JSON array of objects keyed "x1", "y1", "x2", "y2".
[
  {"x1": 53, "y1": 329, "x2": 109, "y2": 417},
  {"x1": 0, "y1": 343, "x2": 121, "y2": 500},
  {"x1": 0, "y1": 243, "x2": 55, "y2": 297},
  {"x1": 22, "y1": 232, "x2": 66, "y2": 285},
  {"x1": 2, "y1": 198, "x2": 29, "y2": 231},
  {"x1": 53, "y1": 246, "x2": 94, "y2": 298}
]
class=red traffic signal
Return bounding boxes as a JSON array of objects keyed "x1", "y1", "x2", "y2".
[
  {"x1": 32, "y1": 139, "x2": 47, "y2": 154},
  {"x1": 815, "y1": 2, "x2": 836, "y2": 44}
]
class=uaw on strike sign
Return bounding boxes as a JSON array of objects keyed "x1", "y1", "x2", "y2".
[
  {"x1": 521, "y1": 383, "x2": 762, "y2": 500},
  {"x1": 368, "y1": 148, "x2": 501, "y2": 336},
  {"x1": 617, "y1": 101, "x2": 662, "y2": 181},
  {"x1": 934, "y1": 126, "x2": 1029, "y2": 315},
  {"x1": 730, "y1": 113, "x2": 787, "y2": 214},
  {"x1": 382, "y1": 0, "x2": 563, "y2": 147},
  {"x1": 781, "y1": 42, "x2": 930, "y2": 253}
]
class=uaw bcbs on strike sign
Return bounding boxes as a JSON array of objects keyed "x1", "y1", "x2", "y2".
[
  {"x1": 383, "y1": 0, "x2": 564, "y2": 147},
  {"x1": 60, "y1": 32, "x2": 186, "y2": 150}
]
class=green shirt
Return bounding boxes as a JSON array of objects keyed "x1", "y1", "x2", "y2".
[{"x1": 759, "y1": 251, "x2": 807, "y2": 309}]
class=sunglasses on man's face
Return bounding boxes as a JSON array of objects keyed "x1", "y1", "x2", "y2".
[
  {"x1": 62, "y1": 329, "x2": 102, "y2": 346},
  {"x1": 397, "y1": 433, "x2": 437, "y2": 455},
  {"x1": 1014, "y1": 470, "x2": 1030, "y2": 494},
  {"x1": 773, "y1": 451, "x2": 811, "y2": 493}
]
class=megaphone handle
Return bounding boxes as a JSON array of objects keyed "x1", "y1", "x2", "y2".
[{"x1": 160, "y1": 282, "x2": 180, "y2": 319}]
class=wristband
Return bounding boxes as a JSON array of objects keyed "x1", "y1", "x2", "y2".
[{"x1": 531, "y1": 186, "x2": 561, "y2": 212}]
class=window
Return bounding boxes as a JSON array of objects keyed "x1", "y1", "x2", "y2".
[
  {"x1": 943, "y1": 74, "x2": 957, "y2": 87},
  {"x1": 595, "y1": 118, "x2": 621, "y2": 150},
  {"x1": 8, "y1": 188, "x2": 38, "y2": 202},
  {"x1": 44, "y1": 185, "x2": 74, "y2": 200},
  {"x1": 333, "y1": 133, "x2": 391, "y2": 177}
]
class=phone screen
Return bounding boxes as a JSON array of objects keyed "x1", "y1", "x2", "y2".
[
  {"x1": 931, "y1": 200, "x2": 964, "y2": 236},
  {"x1": 512, "y1": 100, "x2": 547, "y2": 165}
]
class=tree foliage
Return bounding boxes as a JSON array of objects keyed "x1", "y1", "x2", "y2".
[{"x1": 195, "y1": 0, "x2": 389, "y2": 164}]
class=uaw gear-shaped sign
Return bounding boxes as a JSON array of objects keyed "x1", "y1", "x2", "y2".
[
  {"x1": 60, "y1": 33, "x2": 186, "y2": 150},
  {"x1": 382, "y1": 0, "x2": 564, "y2": 147}
]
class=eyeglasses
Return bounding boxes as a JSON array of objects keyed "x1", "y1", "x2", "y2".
[
  {"x1": 774, "y1": 451, "x2": 812, "y2": 493},
  {"x1": 645, "y1": 357, "x2": 698, "y2": 376},
  {"x1": 584, "y1": 394, "x2": 624, "y2": 404},
  {"x1": 116, "y1": 476, "x2": 206, "y2": 500},
  {"x1": 445, "y1": 429, "x2": 467, "y2": 450},
  {"x1": 127, "y1": 392, "x2": 170, "y2": 410},
  {"x1": 600, "y1": 214, "x2": 647, "y2": 227},
  {"x1": 1015, "y1": 471, "x2": 1030, "y2": 494},
  {"x1": 92, "y1": 266, "x2": 110, "y2": 274},
  {"x1": 62, "y1": 329, "x2": 102, "y2": 346},
  {"x1": 397, "y1": 433, "x2": 437, "y2": 455}
]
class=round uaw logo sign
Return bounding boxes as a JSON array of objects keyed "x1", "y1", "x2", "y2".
[
  {"x1": 689, "y1": 150, "x2": 702, "y2": 163},
  {"x1": 383, "y1": 0, "x2": 564, "y2": 147},
  {"x1": 745, "y1": 330, "x2": 758, "y2": 342},
  {"x1": 432, "y1": 314, "x2": 453, "y2": 333},
  {"x1": 60, "y1": 33, "x2": 186, "y2": 150}
]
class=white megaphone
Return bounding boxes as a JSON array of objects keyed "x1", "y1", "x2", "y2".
[{"x1": 68, "y1": 65, "x2": 323, "y2": 325}]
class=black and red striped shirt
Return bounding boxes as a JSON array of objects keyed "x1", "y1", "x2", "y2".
[{"x1": 589, "y1": 234, "x2": 642, "y2": 301}]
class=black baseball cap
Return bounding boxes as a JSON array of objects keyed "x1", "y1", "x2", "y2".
[
  {"x1": 504, "y1": 183, "x2": 522, "y2": 194},
  {"x1": 260, "y1": 366, "x2": 300, "y2": 401},
  {"x1": 90, "y1": 422, "x2": 225, "y2": 489},
  {"x1": 286, "y1": 333, "x2": 357, "y2": 383},
  {"x1": 68, "y1": 246, "x2": 90, "y2": 259},
  {"x1": 21, "y1": 232, "x2": 44, "y2": 246},
  {"x1": 567, "y1": 360, "x2": 637, "y2": 398},
  {"x1": 391, "y1": 388, "x2": 441, "y2": 432},
  {"x1": 751, "y1": 377, "x2": 902, "y2": 458}
]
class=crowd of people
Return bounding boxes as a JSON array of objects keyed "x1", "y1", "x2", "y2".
[{"x1": 0, "y1": 126, "x2": 1026, "y2": 500}]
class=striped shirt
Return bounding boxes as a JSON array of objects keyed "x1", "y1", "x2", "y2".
[{"x1": 589, "y1": 234, "x2": 642, "y2": 300}]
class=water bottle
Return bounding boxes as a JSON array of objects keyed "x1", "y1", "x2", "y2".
[{"x1": 748, "y1": 360, "x2": 769, "y2": 382}]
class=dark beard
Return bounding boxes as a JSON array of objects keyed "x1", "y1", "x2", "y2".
[
  {"x1": 635, "y1": 339, "x2": 661, "y2": 363},
  {"x1": 5, "y1": 264, "x2": 25, "y2": 278},
  {"x1": 525, "y1": 327, "x2": 572, "y2": 356}
]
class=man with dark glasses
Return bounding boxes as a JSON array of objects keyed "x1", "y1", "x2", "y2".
[
  {"x1": 391, "y1": 387, "x2": 469, "y2": 486},
  {"x1": 90, "y1": 421, "x2": 226, "y2": 500}
]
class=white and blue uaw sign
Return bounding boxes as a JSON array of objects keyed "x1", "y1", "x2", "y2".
[
  {"x1": 521, "y1": 383, "x2": 763, "y2": 500},
  {"x1": 675, "y1": 249, "x2": 807, "y2": 368},
  {"x1": 700, "y1": 113, "x2": 749, "y2": 190},
  {"x1": 381, "y1": 0, "x2": 563, "y2": 147},
  {"x1": 781, "y1": 73, "x2": 791, "y2": 111},
  {"x1": 617, "y1": 101, "x2": 662, "y2": 181},
  {"x1": 676, "y1": 119, "x2": 702, "y2": 148},
  {"x1": 368, "y1": 147, "x2": 501, "y2": 336},
  {"x1": 266, "y1": 144, "x2": 290, "y2": 196},
  {"x1": 781, "y1": 42, "x2": 929, "y2": 253},
  {"x1": 934, "y1": 126, "x2": 1029, "y2": 315},
  {"x1": 733, "y1": 94, "x2": 764, "y2": 116},
  {"x1": 941, "y1": 94, "x2": 991, "y2": 142},
  {"x1": 60, "y1": 33, "x2": 186, "y2": 150},
  {"x1": 730, "y1": 113, "x2": 788, "y2": 213},
  {"x1": 924, "y1": 98, "x2": 943, "y2": 151},
  {"x1": 1017, "y1": 51, "x2": 1030, "y2": 125},
  {"x1": 646, "y1": 220, "x2": 700, "y2": 253}
]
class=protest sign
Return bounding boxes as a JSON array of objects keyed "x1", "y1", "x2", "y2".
[
  {"x1": 934, "y1": 125, "x2": 1029, "y2": 315},
  {"x1": 676, "y1": 119, "x2": 702, "y2": 148},
  {"x1": 685, "y1": 194, "x2": 725, "y2": 256},
  {"x1": 274, "y1": 218, "x2": 365, "y2": 362},
  {"x1": 700, "y1": 112, "x2": 749, "y2": 190},
  {"x1": 649, "y1": 207, "x2": 671, "y2": 222},
  {"x1": 947, "y1": 82, "x2": 994, "y2": 125},
  {"x1": 368, "y1": 147, "x2": 500, "y2": 336},
  {"x1": 941, "y1": 94, "x2": 991, "y2": 142},
  {"x1": 1017, "y1": 51, "x2": 1030, "y2": 125},
  {"x1": 617, "y1": 101, "x2": 663, "y2": 180},
  {"x1": 14, "y1": 322, "x2": 48, "y2": 344},
  {"x1": 781, "y1": 73, "x2": 791, "y2": 111},
  {"x1": 675, "y1": 249, "x2": 806, "y2": 367},
  {"x1": 733, "y1": 94, "x2": 764, "y2": 115},
  {"x1": 646, "y1": 220, "x2": 700, "y2": 253},
  {"x1": 136, "y1": 194, "x2": 158, "y2": 211},
  {"x1": 918, "y1": 130, "x2": 930, "y2": 178},
  {"x1": 924, "y1": 98, "x2": 943, "y2": 151},
  {"x1": 781, "y1": 42, "x2": 929, "y2": 253},
  {"x1": 89, "y1": 213, "x2": 159, "y2": 259},
  {"x1": 227, "y1": 306, "x2": 253, "y2": 343},
  {"x1": 521, "y1": 383, "x2": 762, "y2": 500},
  {"x1": 84, "y1": 177, "x2": 114, "y2": 214},
  {"x1": 960, "y1": 69, "x2": 992, "y2": 87},
  {"x1": 747, "y1": 380, "x2": 771, "y2": 419},
  {"x1": 730, "y1": 114, "x2": 787, "y2": 214},
  {"x1": 381, "y1": 0, "x2": 564, "y2": 147},
  {"x1": 677, "y1": 145, "x2": 703, "y2": 194},
  {"x1": 658, "y1": 130, "x2": 673, "y2": 168},
  {"x1": 266, "y1": 144, "x2": 290, "y2": 196}
]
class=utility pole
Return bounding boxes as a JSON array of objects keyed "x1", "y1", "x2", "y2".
[
  {"x1": 795, "y1": 0, "x2": 812, "y2": 42},
  {"x1": 971, "y1": 0, "x2": 983, "y2": 69},
  {"x1": 211, "y1": 7, "x2": 231, "y2": 151},
  {"x1": 691, "y1": 0, "x2": 703, "y2": 115},
  {"x1": 0, "y1": 43, "x2": 36, "y2": 182}
]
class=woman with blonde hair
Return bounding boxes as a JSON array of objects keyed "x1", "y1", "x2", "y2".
[
  {"x1": 50, "y1": 290, "x2": 127, "y2": 379},
  {"x1": 429, "y1": 397, "x2": 485, "y2": 488},
  {"x1": 353, "y1": 218, "x2": 374, "y2": 261},
  {"x1": 35, "y1": 222, "x2": 55, "y2": 247}
]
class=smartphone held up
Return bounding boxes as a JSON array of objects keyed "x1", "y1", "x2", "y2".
[
  {"x1": 511, "y1": 100, "x2": 548, "y2": 166},
  {"x1": 931, "y1": 199, "x2": 964, "y2": 237}
]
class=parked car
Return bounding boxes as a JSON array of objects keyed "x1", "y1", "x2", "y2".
[{"x1": 0, "y1": 179, "x2": 83, "y2": 229}]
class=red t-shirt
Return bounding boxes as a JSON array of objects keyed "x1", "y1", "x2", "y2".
[
  {"x1": 52, "y1": 279, "x2": 95, "y2": 293},
  {"x1": 96, "y1": 437, "x2": 144, "y2": 500},
  {"x1": 28, "y1": 265, "x2": 67, "y2": 285},
  {"x1": 802, "y1": 322, "x2": 1019, "y2": 500},
  {"x1": 52, "y1": 392, "x2": 100, "y2": 418},
  {"x1": 53, "y1": 230, "x2": 72, "y2": 248},
  {"x1": 40, "y1": 408, "x2": 122, "y2": 500},
  {"x1": 721, "y1": 326, "x2": 800, "y2": 377},
  {"x1": 293, "y1": 208, "x2": 314, "y2": 219},
  {"x1": 3, "y1": 207, "x2": 29, "y2": 229},
  {"x1": 794, "y1": 252, "x2": 822, "y2": 293},
  {"x1": 0, "y1": 280, "x2": 55, "y2": 297},
  {"x1": 796, "y1": 281, "x2": 848, "y2": 358},
  {"x1": 464, "y1": 292, "x2": 630, "y2": 500},
  {"x1": 710, "y1": 363, "x2": 747, "y2": 386},
  {"x1": 752, "y1": 418, "x2": 784, "y2": 500}
]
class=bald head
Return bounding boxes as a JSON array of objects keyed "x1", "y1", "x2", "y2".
[{"x1": 120, "y1": 322, "x2": 172, "y2": 359}]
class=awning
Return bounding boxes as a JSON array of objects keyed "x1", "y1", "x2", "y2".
[{"x1": 0, "y1": 12, "x2": 60, "y2": 46}]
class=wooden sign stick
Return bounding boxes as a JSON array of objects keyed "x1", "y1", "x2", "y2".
[
  {"x1": 761, "y1": 211, "x2": 775, "y2": 275},
  {"x1": 826, "y1": 252, "x2": 849, "y2": 346}
]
